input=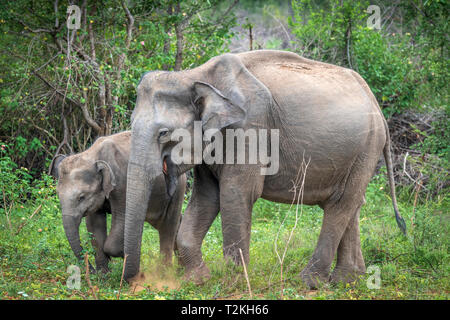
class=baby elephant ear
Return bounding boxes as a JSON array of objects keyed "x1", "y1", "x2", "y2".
[
  {"x1": 49, "y1": 154, "x2": 67, "y2": 179},
  {"x1": 95, "y1": 160, "x2": 116, "y2": 199}
]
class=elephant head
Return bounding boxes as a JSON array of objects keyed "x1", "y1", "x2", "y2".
[
  {"x1": 123, "y1": 54, "x2": 260, "y2": 280},
  {"x1": 51, "y1": 151, "x2": 117, "y2": 267}
]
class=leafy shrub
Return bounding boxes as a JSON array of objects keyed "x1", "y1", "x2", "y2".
[
  {"x1": 0, "y1": 143, "x2": 33, "y2": 209},
  {"x1": 288, "y1": 0, "x2": 448, "y2": 118},
  {"x1": 1, "y1": 142, "x2": 58, "y2": 232},
  {"x1": 352, "y1": 26, "x2": 417, "y2": 117},
  {"x1": 289, "y1": 0, "x2": 368, "y2": 66}
]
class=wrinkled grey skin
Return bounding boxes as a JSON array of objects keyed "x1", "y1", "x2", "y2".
[
  {"x1": 51, "y1": 131, "x2": 185, "y2": 273},
  {"x1": 124, "y1": 50, "x2": 405, "y2": 288}
]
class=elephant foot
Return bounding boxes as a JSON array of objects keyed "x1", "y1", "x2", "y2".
[
  {"x1": 127, "y1": 272, "x2": 148, "y2": 293},
  {"x1": 95, "y1": 254, "x2": 111, "y2": 274},
  {"x1": 94, "y1": 259, "x2": 110, "y2": 274},
  {"x1": 96, "y1": 265, "x2": 111, "y2": 274},
  {"x1": 88, "y1": 264, "x2": 97, "y2": 275},
  {"x1": 184, "y1": 262, "x2": 211, "y2": 285},
  {"x1": 299, "y1": 267, "x2": 330, "y2": 289},
  {"x1": 330, "y1": 266, "x2": 366, "y2": 285}
]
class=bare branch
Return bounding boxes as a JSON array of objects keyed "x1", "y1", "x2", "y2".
[
  {"x1": 54, "y1": 0, "x2": 59, "y2": 29},
  {"x1": 121, "y1": 0, "x2": 135, "y2": 48},
  {"x1": 15, "y1": 204, "x2": 42, "y2": 235},
  {"x1": 15, "y1": 18, "x2": 53, "y2": 34},
  {"x1": 88, "y1": 20, "x2": 96, "y2": 61},
  {"x1": 32, "y1": 70, "x2": 82, "y2": 109},
  {"x1": 81, "y1": 90, "x2": 102, "y2": 133},
  {"x1": 117, "y1": 0, "x2": 135, "y2": 73}
]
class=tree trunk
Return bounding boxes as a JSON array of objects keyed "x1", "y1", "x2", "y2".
[
  {"x1": 162, "y1": 4, "x2": 173, "y2": 71},
  {"x1": 174, "y1": 2, "x2": 184, "y2": 71}
]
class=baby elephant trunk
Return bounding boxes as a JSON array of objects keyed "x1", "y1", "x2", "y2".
[
  {"x1": 62, "y1": 213, "x2": 84, "y2": 261},
  {"x1": 62, "y1": 212, "x2": 94, "y2": 271}
]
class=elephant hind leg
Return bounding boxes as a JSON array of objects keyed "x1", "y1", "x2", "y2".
[
  {"x1": 330, "y1": 204, "x2": 366, "y2": 285},
  {"x1": 300, "y1": 199, "x2": 361, "y2": 289},
  {"x1": 300, "y1": 157, "x2": 373, "y2": 289}
]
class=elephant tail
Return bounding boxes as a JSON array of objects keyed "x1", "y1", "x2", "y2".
[{"x1": 383, "y1": 125, "x2": 407, "y2": 235}]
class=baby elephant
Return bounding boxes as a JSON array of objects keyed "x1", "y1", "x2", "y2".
[{"x1": 51, "y1": 131, "x2": 186, "y2": 273}]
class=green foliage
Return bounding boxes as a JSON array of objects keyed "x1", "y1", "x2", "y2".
[
  {"x1": 289, "y1": 0, "x2": 369, "y2": 65},
  {"x1": 0, "y1": 0, "x2": 236, "y2": 177},
  {"x1": 289, "y1": 0, "x2": 416, "y2": 116},
  {"x1": 400, "y1": 0, "x2": 449, "y2": 102},
  {"x1": 1, "y1": 144, "x2": 33, "y2": 207},
  {"x1": 352, "y1": 27, "x2": 417, "y2": 117},
  {"x1": 288, "y1": 0, "x2": 449, "y2": 117}
]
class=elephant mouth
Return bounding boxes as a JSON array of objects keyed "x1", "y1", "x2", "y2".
[{"x1": 162, "y1": 156, "x2": 168, "y2": 175}]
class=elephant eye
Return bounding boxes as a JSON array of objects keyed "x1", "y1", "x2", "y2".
[
  {"x1": 158, "y1": 128, "x2": 170, "y2": 139},
  {"x1": 78, "y1": 194, "x2": 85, "y2": 202},
  {"x1": 158, "y1": 128, "x2": 170, "y2": 143}
]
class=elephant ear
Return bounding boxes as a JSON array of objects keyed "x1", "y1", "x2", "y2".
[
  {"x1": 193, "y1": 81, "x2": 247, "y2": 132},
  {"x1": 95, "y1": 160, "x2": 116, "y2": 199},
  {"x1": 49, "y1": 154, "x2": 67, "y2": 179}
]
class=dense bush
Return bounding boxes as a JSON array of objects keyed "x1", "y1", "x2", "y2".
[
  {"x1": 0, "y1": 0, "x2": 236, "y2": 176},
  {"x1": 289, "y1": 0, "x2": 448, "y2": 116},
  {"x1": 352, "y1": 26, "x2": 416, "y2": 116}
]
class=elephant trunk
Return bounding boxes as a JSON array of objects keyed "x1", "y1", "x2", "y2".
[
  {"x1": 62, "y1": 213, "x2": 84, "y2": 262},
  {"x1": 124, "y1": 122, "x2": 162, "y2": 281}
]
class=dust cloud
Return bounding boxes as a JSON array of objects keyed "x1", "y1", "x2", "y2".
[{"x1": 128, "y1": 262, "x2": 181, "y2": 294}]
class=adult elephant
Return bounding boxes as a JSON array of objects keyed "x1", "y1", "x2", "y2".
[
  {"x1": 124, "y1": 50, "x2": 405, "y2": 288},
  {"x1": 51, "y1": 131, "x2": 185, "y2": 273}
]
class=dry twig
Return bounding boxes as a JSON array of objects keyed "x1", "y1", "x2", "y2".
[
  {"x1": 117, "y1": 254, "x2": 128, "y2": 299},
  {"x1": 239, "y1": 248, "x2": 252, "y2": 299},
  {"x1": 274, "y1": 153, "x2": 310, "y2": 299},
  {"x1": 15, "y1": 204, "x2": 42, "y2": 235},
  {"x1": 84, "y1": 253, "x2": 98, "y2": 299}
]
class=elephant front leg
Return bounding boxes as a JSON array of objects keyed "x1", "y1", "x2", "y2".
[
  {"x1": 157, "y1": 175, "x2": 185, "y2": 266},
  {"x1": 103, "y1": 203, "x2": 125, "y2": 259},
  {"x1": 86, "y1": 211, "x2": 110, "y2": 273},
  {"x1": 177, "y1": 166, "x2": 220, "y2": 284},
  {"x1": 219, "y1": 166, "x2": 264, "y2": 268}
]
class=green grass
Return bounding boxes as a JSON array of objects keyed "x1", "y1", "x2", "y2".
[{"x1": 0, "y1": 173, "x2": 449, "y2": 300}]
